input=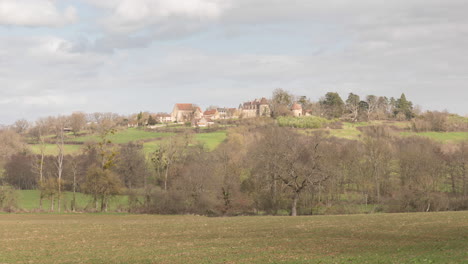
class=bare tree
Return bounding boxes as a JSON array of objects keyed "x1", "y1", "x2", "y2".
[
  {"x1": 53, "y1": 116, "x2": 67, "y2": 212},
  {"x1": 151, "y1": 134, "x2": 192, "y2": 191},
  {"x1": 69, "y1": 156, "x2": 82, "y2": 212},
  {"x1": 13, "y1": 119, "x2": 30, "y2": 134},
  {"x1": 251, "y1": 127, "x2": 328, "y2": 216},
  {"x1": 365, "y1": 95, "x2": 378, "y2": 121},
  {"x1": 29, "y1": 118, "x2": 50, "y2": 209},
  {"x1": 346, "y1": 93, "x2": 360, "y2": 122},
  {"x1": 69, "y1": 112, "x2": 86, "y2": 136}
]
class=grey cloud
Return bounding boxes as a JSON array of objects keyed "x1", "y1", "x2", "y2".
[{"x1": 0, "y1": 0, "x2": 77, "y2": 27}]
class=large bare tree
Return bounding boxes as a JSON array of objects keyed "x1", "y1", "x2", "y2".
[{"x1": 252, "y1": 127, "x2": 329, "y2": 216}]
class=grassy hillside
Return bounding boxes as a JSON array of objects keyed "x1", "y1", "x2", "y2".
[
  {"x1": 28, "y1": 144, "x2": 83, "y2": 156},
  {"x1": 70, "y1": 128, "x2": 173, "y2": 144},
  {"x1": 28, "y1": 128, "x2": 227, "y2": 156},
  {"x1": 0, "y1": 212, "x2": 466, "y2": 263},
  {"x1": 194, "y1": 131, "x2": 228, "y2": 151},
  {"x1": 401, "y1": 131, "x2": 468, "y2": 143},
  {"x1": 296, "y1": 120, "x2": 466, "y2": 143}
]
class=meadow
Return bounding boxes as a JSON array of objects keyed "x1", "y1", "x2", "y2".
[
  {"x1": 400, "y1": 131, "x2": 468, "y2": 143},
  {"x1": 16, "y1": 190, "x2": 129, "y2": 212},
  {"x1": 0, "y1": 212, "x2": 466, "y2": 263},
  {"x1": 28, "y1": 128, "x2": 228, "y2": 156},
  {"x1": 296, "y1": 120, "x2": 467, "y2": 143},
  {"x1": 70, "y1": 128, "x2": 173, "y2": 144}
]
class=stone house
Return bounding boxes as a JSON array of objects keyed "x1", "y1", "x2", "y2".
[
  {"x1": 203, "y1": 109, "x2": 220, "y2": 120},
  {"x1": 239, "y1": 97, "x2": 271, "y2": 118},
  {"x1": 291, "y1": 103, "x2": 303, "y2": 117},
  {"x1": 171, "y1": 104, "x2": 202, "y2": 123},
  {"x1": 196, "y1": 117, "x2": 214, "y2": 127},
  {"x1": 217, "y1": 108, "x2": 240, "y2": 119},
  {"x1": 155, "y1": 113, "x2": 172, "y2": 123}
]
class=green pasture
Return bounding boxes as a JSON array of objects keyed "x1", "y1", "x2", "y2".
[
  {"x1": 0, "y1": 212, "x2": 466, "y2": 263},
  {"x1": 194, "y1": 131, "x2": 228, "y2": 151},
  {"x1": 29, "y1": 128, "x2": 227, "y2": 156},
  {"x1": 401, "y1": 131, "x2": 468, "y2": 143},
  {"x1": 16, "y1": 190, "x2": 129, "y2": 212},
  {"x1": 70, "y1": 128, "x2": 173, "y2": 144},
  {"x1": 28, "y1": 144, "x2": 83, "y2": 156},
  {"x1": 143, "y1": 131, "x2": 227, "y2": 154}
]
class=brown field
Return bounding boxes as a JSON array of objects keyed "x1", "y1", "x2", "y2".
[{"x1": 0, "y1": 211, "x2": 467, "y2": 263}]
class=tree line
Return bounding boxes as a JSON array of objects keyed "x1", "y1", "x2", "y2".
[
  {"x1": 0, "y1": 89, "x2": 466, "y2": 215},
  {"x1": 1, "y1": 121, "x2": 467, "y2": 215}
]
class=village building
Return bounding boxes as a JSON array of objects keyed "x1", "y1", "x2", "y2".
[
  {"x1": 217, "y1": 108, "x2": 240, "y2": 119},
  {"x1": 171, "y1": 104, "x2": 202, "y2": 123},
  {"x1": 217, "y1": 108, "x2": 229, "y2": 119},
  {"x1": 203, "y1": 109, "x2": 220, "y2": 120},
  {"x1": 239, "y1": 98, "x2": 271, "y2": 118},
  {"x1": 291, "y1": 103, "x2": 303, "y2": 117},
  {"x1": 155, "y1": 113, "x2": 172, "y2": 123},
  {"x1": 196, "y1": 117, "x2": 215, "y2": 127}
]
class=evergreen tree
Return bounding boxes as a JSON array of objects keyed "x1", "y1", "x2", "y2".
[
  {"x1": 395, "y1": 93, "x2": 414, "y2": 120},
  {"x1": 320, "y1": 92, "x2": 344, "y2": 119}
]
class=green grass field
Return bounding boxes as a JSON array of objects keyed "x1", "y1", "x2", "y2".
[
  {"x1": 71, "y1": 128, "x2": 173, "y2": 144},
  {"x1": 16, "y1": 190, "x2": 129, "y2": 212},
  {"x1": 29, "y1": 128, "x2": 227, "y2": 156},
  {"x1": 401, "y1": 131, "x2": 468, "y2": 143},
  {"x1": 28, "y1": 144, "x2": 83, "y2": 156},
  {"x1": 143, "y1": 131, "x2": 227, "y2": 154},
  {"x1": 0, "y1": 212, "x2": 466, "y2": 263},
  {"x1": 194, "y1": 131, "x2": 228, "y2": 151}
]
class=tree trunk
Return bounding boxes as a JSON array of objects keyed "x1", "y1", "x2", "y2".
[
  {"x1": 291, "y1": 192, "x2": 299, "y2": 216},
  {"x1": 450, "y1": 171, "x2": 457, "y2": 195},
  {"x1": 72, "y1": 173, "x2": 76, "y2": 212},
  {"x1": 39, "y1": 191, "x2": 43, "y2": 210},
  {"x1": 164, "y1": 166, "x2": 169, "y2": 191},
  {"x1": 100, "y1": 197, "x2": 105, "y2": 212},
  {"x1": 50, "y1": 195, "x2": 54, "y2": 212}
]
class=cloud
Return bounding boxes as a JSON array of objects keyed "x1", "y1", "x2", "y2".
[
  {"x1": 1, "y1": 0, "x2": 468, "y2": 124},
  {"x1": 0, "y1": 0, "x2": 77, "y2": 27},
  {"x1": 84, "y1": 0, "x2": 229, "y2": 33}
]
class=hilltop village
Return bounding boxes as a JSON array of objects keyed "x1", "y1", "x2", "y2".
[{"x1": 140, "y1": 97, "x2": 306, "y2": 127}]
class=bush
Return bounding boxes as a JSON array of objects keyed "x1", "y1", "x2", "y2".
[
  {"x1": 277, "y1": 116, "x2": 331, "y2": 129},
  {"x1": 383, "y1": 190, "x2": 449, "y2": 213},
  {"x1": 0, "y1": 188, "x2": 18, "y2": 212}
]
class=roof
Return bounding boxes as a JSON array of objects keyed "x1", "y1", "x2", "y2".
[
  {"x1": 291, "y1": 103, "x2": 302, "y2": 110},
  {"x1": 176, "y1": 103, "x2": 196, "y2": 111},
  {"x1": 204, "y1": 109, "x2": 217, "y2": 116},
  {"x1": 260, "y1": 97, "x2": 268, "y2": 105}
]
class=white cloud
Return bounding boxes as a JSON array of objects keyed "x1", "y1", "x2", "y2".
[
  {"x1": 0, "y1": 0, "x2": 77, "y2": 27},
  {"x1": 1, "y1": 0, "x2": 468, "y2": 124},
  {"x1": 85, "y1": 0, "x2": 229, "y2": 33}
]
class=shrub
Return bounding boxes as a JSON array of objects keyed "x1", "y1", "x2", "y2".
[
  {"x1": 277, "y1": 116, "x2": 331, "y2": 129},
  {"x1": 0, "y1": 188, "x2": 18, "y2": 212}
]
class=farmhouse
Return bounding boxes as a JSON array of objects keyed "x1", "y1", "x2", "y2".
[
  {"x1": 171, "y1": 104, "x2": 203, "y2": 123},
  {"x1": 203, "y1": 109, "x2": 220, "y2": 120},
  {"x1": 239, "y1": 98, "x2": 271, "y2": 118},
  {"x1": 217, "y1": 108, "x2": 240, "y2": 119},
  {"x1": 196, "y1": 117, "x2": 215, "y2": 127},
  {"x1": 291, "y1": 103, "x2": 303, "y2": 117},
  {"x1": 155, "y1": 113, "x2": 172, "y2": 123}
]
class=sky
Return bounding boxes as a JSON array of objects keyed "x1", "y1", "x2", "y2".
[{"x1": 0, "y1": 0, "x2": 467, "y2": 124}]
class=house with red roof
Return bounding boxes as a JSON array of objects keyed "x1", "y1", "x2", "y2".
[
  {"x1": 291, "y1": 103, "x2": 303, "y2": 117},
  {"x1": 203, "y1": 109, "x2": 220, "y2": 120},
  {"x1": 171, "y1": 104, "x2": 203, "y2": 123}
]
